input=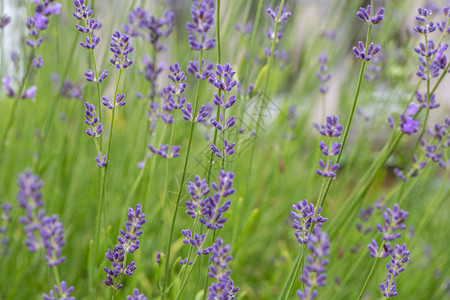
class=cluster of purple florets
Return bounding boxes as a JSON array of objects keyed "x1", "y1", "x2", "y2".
[
  {"x1": 104, "y1": 204, "x2": 146, "y2": 290},
  {"x1": 315, "y1": 116, "x2": 343, "y2": 178}
]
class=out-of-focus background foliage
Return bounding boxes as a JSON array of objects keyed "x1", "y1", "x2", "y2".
[{"x1": 0, "y1": 0, "x2": 449, "y2": 299}]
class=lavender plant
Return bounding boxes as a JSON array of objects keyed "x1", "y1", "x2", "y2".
[{"x1": 1, "y1": 1, "x2": 450, "y2": 299}]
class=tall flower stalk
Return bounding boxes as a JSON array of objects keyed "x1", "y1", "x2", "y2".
[{"x1": 162, "y1": 1, "x2": 216, "y2": 298}]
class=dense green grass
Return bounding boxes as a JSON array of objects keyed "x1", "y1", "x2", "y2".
[{"x1": 0, "y1": 0, "x2": 449, "y2": 299}]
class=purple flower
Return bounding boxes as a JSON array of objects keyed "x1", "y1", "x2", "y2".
[
  {"x1": 379, "y1": 244, "x2": 410, "y2": 297},
  {"x1": 413, "y1": 8, "x2": 436, "y2": 35},
  {"x1": 109, "y1": 31, "x2": 134, "y2": 69},
  {"x1": 156, "y1": 252, "x2": 164, "y2": 264},
  {"x1": 182, "y1": 103, "x2": 210, "y2": 123},
  {"x1": 352, "y1": 41, "x2": 381, "y2": 61},
  {"x1": 32, "y1": 55, "x2": 44, "y2": 68},
  {"x1": 367, "y1": 240, "x2": 391, "y2": 258},
  {"x1": 399, "y1": 115, "x2": 420, "y2": 135},
  {"x1": 291, "y1": 200, "x2": 328, "y2": 244},
  {"x1": 318, "y1": 141, "x2": 341, "y2": 157},
  {"x1": 416, "y1": 92, "x2": 439, "y2": 109},
  {"x1": 127, "y1": 289, "x2": 147, "y2": 300},
  {"x1": 161, "y1": 62, "x2": 187, "y2": 112},
  {"x1": 297, "y1": 227, "x2": 330, "y2": 299},
  {"x1": 73, "y1": 0, "x2": 100, "y2": 33},
  {"x1": 85, "y1": 69, "x2": 108, "y2": 83},
  {"x1": 124, "y1": 8, "x2": 174, "y2": 52},
  {"x1": 42, "y1": 281, "x2": 75, "y2": 300},
  {"x1": 208, "y1": 64, "x2": 237, "y2": 92},
  {"x1": 318, "y1": 116, "x2": 343, "y2": 137},
  {"x1": 356, "y1": 5, "x2": 385, "y2": 25},
  {"x1": 102, "y1": 93, "x2": 126, "y2": 110},
  {"x1": 21, "y1": 86, "x2": 37, "y2": 100},
  {"x1": 0, "y1": 14, "x2": 11, "y2": 29},
  {"x1": 84, "y1": 102, "x2": 103, "y2": 138},
  {"x1": 267, "y1": 5, "x2": 291, "y2": 24},
  {"x1": 187, "y1": 60, "x2": 214, "y2": 80},
  {"x1": 185, "y1": 170, "x2": 235, "y2": 231},
  {"x1": 207, "y1": 238, "x2": 239, "y2": 300},
  {"x1": 0, "y1": 199, "x2": 12, "y2": 252},
  {"x1": 2, "y1": 76, "x2": 15, "y2": 97},
  {"x1": 376, "y1": 204, "x2": 408, "y2": 241},
  {"x1": 181, "y1": 229, "x2": 211, "y2": 255},
  {"x1": 148, "y1": 144, "x2": 181, "y2": 159},
  {"x1": 17, "y1": 169, "x2": 44, "y2": 239},
  {"x1": 118, "y1": 204, "x2": 146, "y2": 253},
  {"x1": 187, "y1": 0, "x2": 216, "y2": 50},
  {"x1": 96, "y1": 152, "x2": 107, "y2": 167},
  {"x1": 186, "y1": 175, "x2": 210, "y2": 219},
  {"x1": 104, "y1": 205, "x2": 146, "y2": 290},
  {"x1": 316, "y1": 159, "x2": 340, "y2": 178},
  {"x1": 393, "y1": 168, "x2": 406, "y2": 181},
  {"x1": 316, "y1": 53, "x2": 331, "y2": 93},
  {"x1": 40, "y1": 215, "x2": 66, "y2": 266}
]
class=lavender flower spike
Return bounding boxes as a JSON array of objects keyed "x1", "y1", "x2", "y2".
[
  {"x1": 297, "y1": 227, "x2": 330, "y2": 299},
  {"x1": 42, "y1": 281, "x2": 75, "y2": 300},
  {"x1": 353, "y1": 41, "x2": 381, "y2": 61},
  {"x1": 376, "y1": 204, "x2": 408, "y2": 241},
  {"x1": 187, "y1": 0, "x2": 216, "y2": 51},
  {"x1": 356, "y1": 5, "x2": 385, "y2": 25},
  {"x1": 207, "y1": 238, "x2": 239, "y2": 299},
  {"x1": 104, "y1": 204, "x2": 146, "y2": 290},
  {"x1": 379, "y1": 244, "x2": 410, "y2": 298},
  {"x1": 40, "y1": 215, "x2": 67, "y2": 266},
  {"x1": 109, "y1": 31, "x2": 134, "y2": 69},
  {"x1": 291, "y1": 200, "x2": 327, "y2": 244}
]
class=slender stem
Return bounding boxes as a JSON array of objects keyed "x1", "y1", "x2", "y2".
[
  {"x1": 163, "y1": 112, "x2": 178, "y2": 204},
  {"x1": 176, "y1": 255, "x2": 201, "y2": 300},
  {"x1": 201, "y1": 230, "x2": 217, "y2": 300},
  {"x1": 0, "y1": 51, "x2": 34, "y2": 161},
  {"x1": 356, "y1": 249, "x2": 382, "y2": 300},
  {"x1": 411, "y1": 33, "x2": 431, "y2": 155},
  {"x1": 413, "y1": 159, "x2": 449, "y2": 240},
  {"x1": 52, "y1": 266, "x2": 62, "y2": 294},
  {"x1": 162, "y1": 50, "x2": 204, "y2": 299},
  {"x1": 206, "y1": 0, "x2": 222, "y2": 182},
  {"x1": 277, "y1": 245, "x2": 304, "y2": 300},
  {"x1": 92, "y1": 69, "x2": 123, "y2": 297},
  {"x1": 89, "y1": 38, "x2": 103, "y2": 143},
  {"x1": 242, "y1": 0, "x2": 264, "y2": 96},
  {"x1": 180, "y1": 218, "x2": 199, "y2": 284},
  {"x1": 255, "y1": 0, "x2": 286, "y2": 135}
]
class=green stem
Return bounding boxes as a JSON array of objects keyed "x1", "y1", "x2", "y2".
[
  {"x1": 92, "y1": 69, "x2": 123, "y2": 297},
  {"x1": 411, "y1": 33, "x2": 431, "y2": 156},
  {"x1": 88, "y1": 37, "x2": 103, "y2": 143},
  {"x1": 356, "y1": 252, "x2": 382, "y2": 300},
  {"x1": 163, "y1": 112, "x2": 179, "y2": 204},
  {"x1": 413, "y1": 160, "x2": 449, "y2": 240},
  {"x1": 0, "y1": 51, "x2": 34, "y2": 161},
  {"x1": 162, "y1": 50, "x2": 204, "y2": 299},
  {"x1": 201, "y1": 230, "x2": 217, "y2": 300},
  {"x1": 255, "y1": 0, "x2": 286, "y2": 135},
  {"x1": 277, "y1": 245, "x2": 304, "y2": 300},
  {"x1": 176, "y1": 255, "x2": 201, "y2": 300},
  {"x1": 206, "y1": 0, "x2": 222, "y2": 182},
  {"x1": 52, "y1": 266, "x2": 62, "y2": 294}
]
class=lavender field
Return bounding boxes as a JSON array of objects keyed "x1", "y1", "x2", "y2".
[{"x1": 0, "y1": 0, "x2": 449, "y2": 299}]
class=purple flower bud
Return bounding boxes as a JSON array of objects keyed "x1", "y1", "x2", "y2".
[
  {"x1": 42, "y1": 281, "x2": 75, "y2": 300},
  {"x1": 127, "y1": 288, "x2": 147, "y2": 300}
]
